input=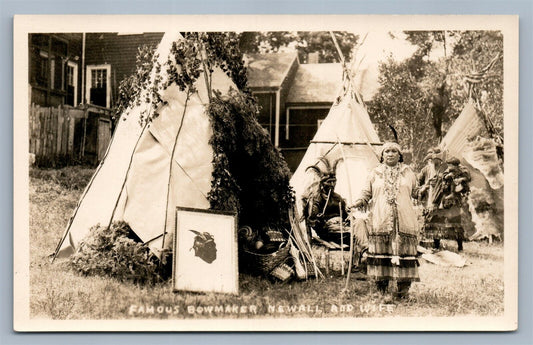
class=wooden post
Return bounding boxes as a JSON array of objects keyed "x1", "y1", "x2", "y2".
[
  {"x1": 68, "y1": 113, "x2": 75, "y2": 156},
  {"x1": 57, "y1": 106, "x2": 64, "y2": 154},
  {"x1": 41, "y1": 108, "x2": 48, "y2": 157},
  {"x1": 29, "y1": 105, "x2": 34, "y2": 155},
  {"x1": 52, "y1": 106, "x2": 58, "y2": 156},
  {"x1": 80, "y1": 106, "x2": 87, "y2": 159},
  {"x1": 35, "y1": 106, "x2": 41, "y2": 157}
]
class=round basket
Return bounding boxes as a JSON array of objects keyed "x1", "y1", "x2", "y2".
[{"x1": 240, "y1": 241, "x2": 290, "y2": 275}]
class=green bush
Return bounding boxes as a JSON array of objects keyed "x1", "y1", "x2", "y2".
[{"x1": 69, "y1": 221, "x2": 167, "y2": 285}]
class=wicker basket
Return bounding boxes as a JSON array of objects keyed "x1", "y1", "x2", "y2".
[
  {"x1": 269, "y1": 262, "x2": 295, "y2": 283},
  {"x1": 240, "y1": 241, "x2": 290, "y2": 275}
]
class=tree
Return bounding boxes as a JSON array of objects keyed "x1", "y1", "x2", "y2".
[
  {"x1": 367, "y1": 57, "x2": 437, "y2": 165},
  {"x1": 448, "y1": 31, "x2": 503, "y2": 136},
  {"x1": 404, "y1": 31, "x2": 453, "y2": 140},
  {"x1": 368, "y1": 30, "x2": 503, "y2": 167},
  {"x1": 237, "y1": 31, "x2": 359, "y2": 63},
  {"x1": 404, "y1": 30, "x2": 503, "y2": 137}
]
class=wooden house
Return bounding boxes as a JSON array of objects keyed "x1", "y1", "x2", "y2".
[
  {"x1": 245, "y1": 53, "x2": 342, "y2": 170},
  {"x1": 28, "y1": 33, "x2": 343, "y2": 169}
]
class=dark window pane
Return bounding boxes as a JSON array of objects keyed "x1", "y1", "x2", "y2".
[{"x1": 51, "y1": 37, "x2": 68, "y2": 56}]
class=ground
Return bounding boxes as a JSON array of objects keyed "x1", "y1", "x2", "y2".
[{"x1": 28, "y1": 167, "x2": 504, "y2": 320}]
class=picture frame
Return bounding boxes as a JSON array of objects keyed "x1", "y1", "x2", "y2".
[{"x1": 173, "y1": 207, "x2": 239, "y2": 295}]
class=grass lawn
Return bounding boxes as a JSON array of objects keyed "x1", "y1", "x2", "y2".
[{"x1": 28, "y1": 167, "x2": 504, "y2": 320}]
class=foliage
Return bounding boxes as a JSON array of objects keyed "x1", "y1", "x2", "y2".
[
  {"x1": 238, "y1": 31, "x2": 358, "y2": 63},
  {"x1": 29, "y1": 166, "x2": 94, "y2": 191},
  {"x1": 203, "y1": 32, "x2": 249, "y2": 91},
  {"x1": 368, "y1": 30, "x2": 503, "y2": 167},
  {"x1": 69, "y1": 221, "x2": 166, "y2": 285},
  {"x1": 405, "y1": 30, "x2": 503, "y2": 135},
  {"x1": 367, "y1": 57, "x2": 437, "y2": 165},
  {"x1": 34, "y1": 154, "x2": 95, "y2": 169},
  {"x1": 116, "y1": 33, "x2": 250, "y2": 127},
  {"x1": 448, "y1": 31, "x2": 504, "y2": 136},
  {"x1": 404, "y1": 31, "x2": 447, "y2": 60},
  {"x1": 207, "y1": 89, "x2": 294, "y2": 232},
  {"x1": 115, "y1": 44, "x2": 161, "y2": 125}
]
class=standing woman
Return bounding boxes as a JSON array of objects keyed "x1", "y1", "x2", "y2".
[{"x1": 352, "y1": 142, "x2": 420, "y2": 298}]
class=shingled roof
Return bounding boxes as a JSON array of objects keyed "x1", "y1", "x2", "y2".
[
  {"x1": 286, "y1": 63, "x2": 343, "y2": 104},
  {"x1": 245, "y1": 52, "x2": 298, "y2": 89}
]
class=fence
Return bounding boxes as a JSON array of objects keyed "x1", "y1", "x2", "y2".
[{"x1": 29, "y1": 104, "x2": 113, "y2": 165}]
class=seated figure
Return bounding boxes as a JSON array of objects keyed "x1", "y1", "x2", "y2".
[{"x1": 306, "y1": 174, "x2": 349, "y2": 242}]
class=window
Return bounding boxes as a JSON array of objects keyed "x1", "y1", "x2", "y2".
[
  {"x1": 36, "y1": 51, "x2": 49, "y2": 87},
  {"x1": 252, "y1": 92, "x2": 276, "y2": 143},
  {"x1": 30, "y1": 34, "x2": 69, "y2": 95},
  {"x1": 66, "y1": 62, "x2": 78, "y2": 106},
  {"x1": 86, "y1": 65, "x2": 111, "y2": 108}
]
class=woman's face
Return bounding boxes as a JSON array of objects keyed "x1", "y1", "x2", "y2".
[{"x1": 383, "y1": 147, "x2": 400, "y2": 166}]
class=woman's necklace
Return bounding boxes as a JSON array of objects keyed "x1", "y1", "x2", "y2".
[
  {"x1": 384, "y1": 164, "x2": 401, "y2": 205},
  {"x1": 385, "y1": 164, "x2": 402, "y2": 262}
]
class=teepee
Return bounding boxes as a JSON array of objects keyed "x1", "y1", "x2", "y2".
[
  {"x1": 288, "y1": 67, "x2": 382, "y2": 280},
  {"x1": 439, "y1": 100, "x2": 504, "y2": 240},
  {"x1": 54, "y1": 32, "x2": 239, "y2": 259},
  {"x1": 290, "y1": 95, "x2": 382, "y2": 214},
  {"x1": 290, "y1": 32, "x2": 382, "y2": 224},
  {"x1": 439, "y1": 54, "x2": 504, "y2": 241}
]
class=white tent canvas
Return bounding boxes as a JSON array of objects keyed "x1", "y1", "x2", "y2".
[
  {"x1": 439, "y1": 100, "x2": 504, "y2": 240},
  {"x1": 55, "y1": 32, "x2": 236, "y2": 259},
  {"x1": 290, "y1": 96, "x2": 381, "y2": 218}
]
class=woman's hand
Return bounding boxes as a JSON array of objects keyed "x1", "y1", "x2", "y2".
[{"x1": 350, "y1": 199, "x2": 365, "y2": 210}]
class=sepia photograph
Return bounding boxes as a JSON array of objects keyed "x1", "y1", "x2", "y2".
[{"x1": 13, "y1": 15, "x2": 518, "y2": 332}]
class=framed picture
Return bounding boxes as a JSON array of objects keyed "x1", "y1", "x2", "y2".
[{"x1": 173, "y1": 207, "x2": 238, "y2": 295}]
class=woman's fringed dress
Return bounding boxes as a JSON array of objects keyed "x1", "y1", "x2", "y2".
[{"x1": 359, "y1": 164, "x2": 420, "y2": 283}]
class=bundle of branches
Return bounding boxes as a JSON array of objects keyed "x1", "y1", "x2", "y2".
[
  {"x1": 207, "y1": 88, "x2": 294, "y2": 236},
  {"x1": 69, "y1": 221, "x2": 168, "y2": 284}
]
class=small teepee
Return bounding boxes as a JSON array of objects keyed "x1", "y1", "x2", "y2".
[
  {"x1": 290, "y1": 33, "x2": 382, "y2": 229},
  {"x1": 288, "y1": 36, "x2": 383, "y2": 280}
]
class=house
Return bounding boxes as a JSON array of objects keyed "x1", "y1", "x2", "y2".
[
  {"x1": 83, "y1": 32, "x2": 164, "y2": 108},
  {"x1": 28, "y1": 33, "x2": 164, "y2": 164},
  {"x1": 28, "y1": 32, "x2": 165, "y2": 109},
  {"x1": 28, "y1": 33, "x2": 343, "y2": 170},
  {"x1": 245, "y1": 53, "x2": 342, "y2": 170},
  {"x1": 29, "y1": 33, "x2": 83, "y2": 107}
]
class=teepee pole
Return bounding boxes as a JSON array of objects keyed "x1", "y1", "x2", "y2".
[
  {"x1": 162, "y1": 92, "x2": 191, "y2": 250},
  {"x1": 329, "y1": 31, "x2": 365, "y2": 106},
  {"x1": 106, "y1": 117, "x2": 152, "y2": 230},
  {"x1": 339, "y1": 203, "x2": 345, "y2": 275},
  {"x1": 329, "y1": 31, "x2": 346, "y2": 65},
  {"x1": 335, "y1": 135, "x2": 356, "y2": 290}
]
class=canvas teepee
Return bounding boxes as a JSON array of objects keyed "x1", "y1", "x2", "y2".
[
  {"x1": 54, "y1": 32, "x2": 238, "y2": 259},
  {"x1": 439, "y1": 100, "x2": 504, "y2": 240},
  {"x1": 288, "y1": 69, "x2": 382, "y2": 280},
  {"x1": 290, "y1": 96, "x2": 382, "y2": 215},
  {"x1": 438, "y1": 53, "x2": 504, "y2": 241},
  {"x1": 291, "y1": 32, "x2": 382, "y2": 217}
]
